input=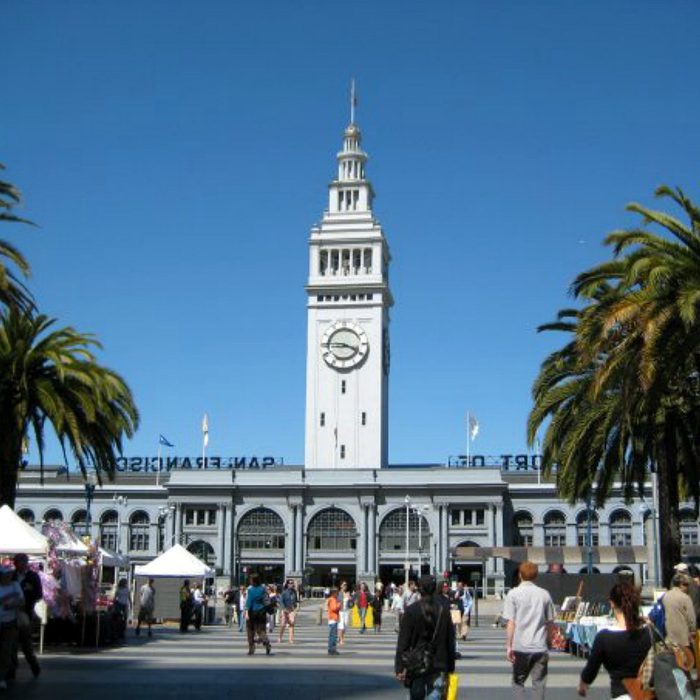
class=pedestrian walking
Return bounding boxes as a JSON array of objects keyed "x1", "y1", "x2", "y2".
[
  {"x1": 357, "y1": 582, "x2": 371, "y2": 633},
  {"x1": 10, "y1": 553, "x2": 41, "y2": 678},
  {"x1": 662, "y1": 572, "x2": 696, "y2": 673},
  {"x1": 136, "y1": 578, "x2": 156, "y2": 637},
  {"x1": 0, "y1": 564, "x2": 24, "y2": 691},
  {"x1": 245, "y1": 573, "x2": 271, "y2": 656},
  {"x1": 327, "y1": 587, "x2": 341, "y2": 655},
  {"x1": 113, "y1": 578, "x2": 130, "y2": 638},
  {"x1": 179, "y1": 579, "x2": 193, "y2": 633},
  {"x1": 372, "y1": 588, "x2": 384, "y2": 633},
  {"x1": 503, "y1": 561, "x2": 555, "y2": 700},
  {"x1": 192, "y1": 583, "x2": 206, "y2": 631},
  {"x1": 404, "y1": 580, "x2": 420, "y2": 608},
  {"x1": 395, "y1": 574, "x2": 455, "y2": 699},
  {"x1": 577, "y1": 582, "x2": 652, "y2": 698},
  {"x1": 237, "y1": 584, "x2": 247, "y2": 633},
  {"x1": 278, "y1": 580, "x2": 298, "y2": 644},
  {"x1": 223, "y1": 586, "x2": 235, "y2": 626},
  {"x1": 265, "y1": 584, "x2": 278, "y2": 635},
  {"x1": 392, "y1": 584, "x2": 405, "y2": 632},
  {"x1": 338, "y1": 581, "x2": 353, "y2": 646}
]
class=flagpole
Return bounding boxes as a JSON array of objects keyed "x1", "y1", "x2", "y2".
[
  {"x1": 466, "y1": 411, "x2": 470, "y2": 468},
  {"x1": 156, "y1": 441, "x2": 162, "y2": 487}
]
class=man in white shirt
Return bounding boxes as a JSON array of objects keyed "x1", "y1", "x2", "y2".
[
  {"x1": 136, "y1": 578, "x2": 156, "y2": 637},
  {"x1": 503, "y1": 561, "x2": 555, "y2": 700}
]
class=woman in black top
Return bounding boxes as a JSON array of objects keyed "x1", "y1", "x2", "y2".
[{"x1": 577, "y1": 582, "x2": 651, "y2": 699}]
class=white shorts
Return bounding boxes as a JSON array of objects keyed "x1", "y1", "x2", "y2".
[{"x1": 338, "y1": 610, "x2": 351, "y2": 630}]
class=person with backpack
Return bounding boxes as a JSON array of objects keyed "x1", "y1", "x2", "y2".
[
  {"x1": 577, "y1": 582, "x2": 652, "y2": 699},
  {"x1": 662, "y1": 574, "x2": 696, "y2": 671},
  {"x1": 245, "y1": 573, "x2": 272, "y2": 656},
  {"x1": 395, "y1": 574, "x2": 455, "y2": 699}
]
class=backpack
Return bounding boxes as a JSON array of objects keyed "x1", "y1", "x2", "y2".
[{"x1": 648, "y1": 595, "x2": 666, "y2": 638}]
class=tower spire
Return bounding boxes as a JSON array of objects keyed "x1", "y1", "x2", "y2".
[{"x1": 350, "y1": 78, "x2": 357, "y2": 125}]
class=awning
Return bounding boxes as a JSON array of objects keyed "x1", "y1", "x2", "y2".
[{"x1": 453, "y1": 545, "x2": 647, "y2": 565}]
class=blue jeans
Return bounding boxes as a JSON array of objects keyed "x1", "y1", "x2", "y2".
[
  {"x1": 238, "y1": 610, "x2": 245, "y2": 632},
  {"x1": 409, "y1": 672, "x2": 445, "y2": 700},
  {"x1": 359, "y1": 607, "x2": 367, "y2": 630},
  {"x1": 328, "y1": 622, "x2": 338, "y2": 652}
]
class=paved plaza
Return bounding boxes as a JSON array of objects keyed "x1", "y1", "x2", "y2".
[{"x1": 8, "y1": 606, "x2": 609, "y2": 700}]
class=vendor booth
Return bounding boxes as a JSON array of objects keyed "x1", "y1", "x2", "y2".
[{"x1": 134, "y1": 544, "x2": 215, "y2": 622}]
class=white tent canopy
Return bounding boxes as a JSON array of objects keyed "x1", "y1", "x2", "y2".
[
  {"x1": 98, "y1": 547, "x2": 128, "y2": 568},
  {"x1": 134, "y1": 544, "x2": 214, "y2": 578},
  {"x1": 0, "y1": 505, "x2": 49, "y2": 555},
  {"x1": 51, "y1": 527, "x2": 89, "y2": 555}
]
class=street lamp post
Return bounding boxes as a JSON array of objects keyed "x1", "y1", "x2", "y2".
[
  {"x1": 404, "y1": 495, "x2": 411, "y2": 587},
  {"x1": 412, "y1": 506, "x2": 430, "y2": 577},
  {"x1": 586, "y1": 490, "x2": 594, "y2": 575},
  {"x1": 640, "y1": 480, "x2": 661, "y2": 588},
  {"x1": 84, "y1": 473, "x2": 98, "y2": 536},
  {"x1": 158, "y1": 504, "x2": 176, "y2": 551}
]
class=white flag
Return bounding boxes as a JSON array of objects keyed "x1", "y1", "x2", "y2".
[
  {"x1": 202, "y1": 413, "x2": 209, "y2": 448},
  {"x1": 468, "y1": 414, "x2": 479, "y2": 441}
]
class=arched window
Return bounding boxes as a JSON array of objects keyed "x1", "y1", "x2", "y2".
[
  {"x1": 129, "y1": 511, "x2": 150, "y2": 552},
  {"x1": 609, "y1": 510, "x2": 632, "y2": 547},
  {"x1": 187, "y1": 540, "x2": 216, "y2": 566},
  {"x1": 44, "y1": 508, "x2": 63, "y2": 523},
  {"x1": 379, "y1": 508, "x2": 430, "y2": 553},
  {"x1": 71, "y1": 509, "x2": 89, "y2": 537},
  {"x1": 543, "y1": 511, "x2": 567, "y2": 547},
  {"x1": 576, "y1": 511, "x2": 599, "y2": 547},
  {"x1": 17, "y1": 509, "x2": 35, "y2": 526},
  {"x1": 513, "y1": 512, "x2": 533, "y2": 547},
  {"x1": 237, "y1": 508, "x2": 285, "y2": 550},
  {"x1": 308, "y1": 508, "x2": 357, "y2": 551},
  {"x1": 679, "y1": 510, "x2": 699, "y2": 546},
  {"x1": 100, "y1": 510, "x2": 119, "y2": 551}
]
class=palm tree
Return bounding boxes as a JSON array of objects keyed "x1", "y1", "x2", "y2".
[
  {"x1": 0, "y1": 309, "x2": 139, "y2": 507},
  {"x1": 529, "y1": 186, "x2": 700, "y2": 585},
  {"x1": 0, "y1": 163, "x2": 34, "y2": 311}
]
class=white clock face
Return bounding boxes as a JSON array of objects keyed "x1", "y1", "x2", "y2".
[{"x1": 321, "y1": 321, "x2": 369, "y2": 369}]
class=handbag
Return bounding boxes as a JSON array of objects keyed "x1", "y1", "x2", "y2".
[{"x1": 400, "y1": 606, "x2": 444, "y2": 686}]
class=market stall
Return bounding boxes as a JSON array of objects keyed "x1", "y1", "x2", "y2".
[
  {"x1": 0, "y1": 506, "x2": 50, "y2": 653},
  {"x1": 134, "y1": 544, "x2": 214, "y2": 622}
]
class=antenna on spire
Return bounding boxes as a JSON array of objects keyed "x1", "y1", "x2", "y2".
[{"x1": 350, "y1": 78, "x2": 357, "y2": 124}]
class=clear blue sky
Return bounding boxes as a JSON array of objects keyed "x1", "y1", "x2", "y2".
[{"x1": 3, "y1": 1, "x2": 699, "y2": 467}]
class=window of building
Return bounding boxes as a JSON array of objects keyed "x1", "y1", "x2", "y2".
[
  {"x1": 100, "y1": 510, "x2": 119, "y2": 551},
  {"x1": 187, "y1": 540, "x2": 216, "y2": 566},
  {"x1": 513, "y1": 512, "x2": 533, "y2": 546},
  {"x1": 237, "y1": 508, "x2": 285, "y2": 550},
  {"x1": 609, "y1": 510, "x2": 632, "y2": 547},
  {"x1": 475, "y1": 509, "x2": 485, "y2": 526},
  {"x1": 451, "y1": 509, "x2": 460, "y2": 526},
  {"x1": 450, "y1": 508, "x2": 484, "y2": 526},
  {"x1": 17, "y1": 509, "x2": 35, "y2": 525},
  {"x1": 680, "y1": 510, "x2": 698, "y2": 546},
  {"x1": 543, "y1": 511, "x2": 567, "y2": 547},
  {"x1": 320, "y1": 412, "x2": 325, "y2": 427},
  {"x1": 379, "y1": 508, "x2": 430, "y2": 553},
  {"x1": 341, "y1": 380, "x2": 346, "y2": 394},
  {"x1": 44, "y1": 508, "x2": 63, "y2": 523},
  {"x1": 361, "y1": 412, "x2": 366, "y2": 426},
  {"x1": 576, "y1": 510, "x2": 599, "y2": 547},
  {"x1": 185, "y1": 509, "x2": 194, "y2": 525},
  {"x1": 340, "y1": 445, "x2": 346, "y2": 459},
  {"x1": 207, "y1": 509, "x2": 217, "y2": 526},
  {"x1": 184, "y1": 508, "x2": 217, "y2": 527},
  {"x1": 196, "y1": 510, "x2": 206, "y2": 525},
  {"x1": 307, "y1": 508, "x2": 357, "y2": 551},
  {"x1": 71, "y1": 509, "x2": 89, "y2": 538},
  {"x1": 129, "y1": 511, "x2": 150, "y2": 552}
]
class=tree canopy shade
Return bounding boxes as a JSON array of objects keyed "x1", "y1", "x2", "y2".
[
  {"x1": 528, "y1": 186, "x2": 700, "y2": 586},
  {"x1": 0, "y1": 164, "x2": 34, "y2": 312},
  {"x1": 0, "y1": 310, "x2": 139, "y2": 507}
]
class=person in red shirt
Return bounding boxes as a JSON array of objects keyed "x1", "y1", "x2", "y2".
[
  {"x1": 327, "y1": 588, "x2": 341, "y2": 655},
  {"x1": 357, "y1": 582, "x2": 371, "y2": 633}
]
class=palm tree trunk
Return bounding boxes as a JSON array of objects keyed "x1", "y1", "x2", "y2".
[
  {"x1": 0, "y1": 439, "x2": 21, "y2": 508},
  {"x1": 656, "y1": 445, "x2": 681, "y2": 587}
]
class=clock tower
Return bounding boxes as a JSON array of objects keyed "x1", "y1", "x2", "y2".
[{"x1": 304, "y1": 89, "x2": 393, "y2": 470}]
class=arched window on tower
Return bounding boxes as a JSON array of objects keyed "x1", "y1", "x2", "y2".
[
  {"x1": 330, "y1": 250, "x2": 339, "y2": 275},
  {"x1": 352, "y1": 249, "x2": 361, "y2": 274},
  {"x1": 319, "y1": 250, "x2": 328, "y2": 276},
  {"x1": 363, "y1": 248, "x2": 372, "y2": 274}
]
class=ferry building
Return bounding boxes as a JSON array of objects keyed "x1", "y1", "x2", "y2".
[{"x1": 15, "y1": 102, "x2": 699, "y2": 593}]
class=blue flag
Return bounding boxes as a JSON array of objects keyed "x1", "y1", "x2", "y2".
[{"x1": 159, "y1": 434, "x2": 174, "y2": 448}]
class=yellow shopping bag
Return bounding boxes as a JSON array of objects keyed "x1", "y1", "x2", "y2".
[{"x1": 445, "y1": 672, "x2": 459, "y2": 700}]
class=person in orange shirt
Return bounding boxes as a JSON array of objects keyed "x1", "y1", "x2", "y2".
[{"x1": 327, "y1": 587, "x2": 342, "y2": 655}]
